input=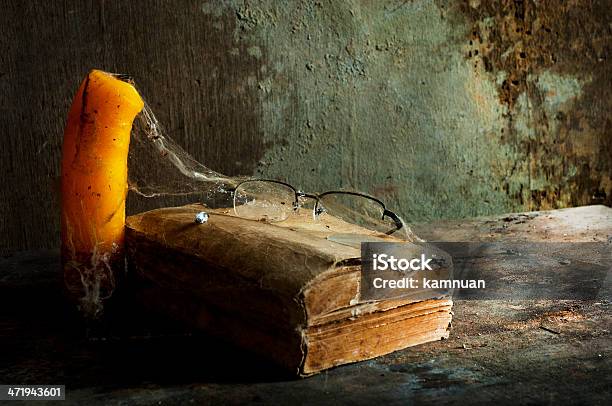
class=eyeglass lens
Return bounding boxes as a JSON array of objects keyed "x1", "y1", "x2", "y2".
[
  {"x1": 233, "y1": 180, "x2": 296, "y2": 222},
  {"x1": 317, "y1": 192, "x2": 398, "y2": 234}
]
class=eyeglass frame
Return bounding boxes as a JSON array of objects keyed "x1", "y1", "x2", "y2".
[{"x1": 228, "y1": 179, "x2": 404, "y2": 235}]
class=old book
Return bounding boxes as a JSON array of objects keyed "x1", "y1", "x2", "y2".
[{"x1": 125, "y1": 204, "x2": 452, "y2": 376}]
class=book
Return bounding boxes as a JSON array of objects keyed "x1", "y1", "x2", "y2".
[{"x1": 125, "y1": 204, "x2": 453, "y2": 376}]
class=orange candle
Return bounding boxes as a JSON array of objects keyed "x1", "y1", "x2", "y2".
[{"x1": 61, "y1": 70, "x2": 144, "y2": 317}]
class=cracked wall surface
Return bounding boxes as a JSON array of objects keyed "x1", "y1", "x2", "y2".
[{"x1": 0, "y1": 0, "x2": 610, "y2": 252}]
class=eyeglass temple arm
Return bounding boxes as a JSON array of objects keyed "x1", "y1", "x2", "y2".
[{"x1": 383, "y1": 209, "x2": 404, "y2": 235}]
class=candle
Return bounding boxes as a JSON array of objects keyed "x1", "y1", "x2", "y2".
[{"x1": 61, "y1": 70, "x2": 144, "y2": 317}]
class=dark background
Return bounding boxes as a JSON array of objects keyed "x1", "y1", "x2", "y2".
[{"x1": 1, "y1": 0, "x2": 610, "y2": 254}]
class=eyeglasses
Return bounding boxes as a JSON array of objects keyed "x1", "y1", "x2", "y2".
[{"x1": 229, "y1": 179, "x2": 404, "y2": 236}]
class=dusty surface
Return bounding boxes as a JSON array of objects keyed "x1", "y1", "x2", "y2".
[
  {"x1": 414, "y1": 204, "x2": 612, "y2": 242},
  {"x1": 1, "y1": 206, "x2": 610, "y2": 405},
  {"x1": 1, "y1": 1, "x2": 610, "y2": 254}
]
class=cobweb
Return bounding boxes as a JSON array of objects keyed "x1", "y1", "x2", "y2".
[
  {"x1": 126, "y1": 101, "x2": 419, "y2": 241},
  {"x1": 127, "y1": 102, "x2": 244, "y2": 201}
]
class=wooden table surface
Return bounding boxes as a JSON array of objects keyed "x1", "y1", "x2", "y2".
[{"x1": 1, "y1": 205, "x2": 610, "y2": 405}]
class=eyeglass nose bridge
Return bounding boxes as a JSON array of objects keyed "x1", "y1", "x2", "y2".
[
  {"x1": 296, "y1": 191, "x2": 319, "y2": 200},
  {"x1": 296, "y1": 191, "x2": 324, "y2": 219}
]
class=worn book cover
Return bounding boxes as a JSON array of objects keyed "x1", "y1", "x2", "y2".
[{"x1": 126, "y1": 204, "x2": 453, "y2": 376}]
